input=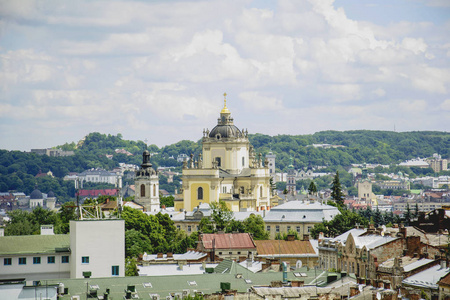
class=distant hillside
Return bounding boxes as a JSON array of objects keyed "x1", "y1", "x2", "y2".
[{"x1": 0, "y1": 130, "x2": 448, "y2": 199}]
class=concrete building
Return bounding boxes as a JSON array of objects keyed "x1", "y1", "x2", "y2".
[
  {"x1": 0, "y1": 226, "x2": 70, "y2": 281},
  {"x1": 0, "y1": 220, "x2": 125, "y2": 281},
  {"x1": 428, "y1": 153, "x2": 448, "y2": 173},
  {"x1": 175, "y1": 95, "x2": 274, "y2": 212}
]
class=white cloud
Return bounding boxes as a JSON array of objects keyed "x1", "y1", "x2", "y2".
[{"x1": 0, "y1": 0, "x2": 449, "y2": 151}]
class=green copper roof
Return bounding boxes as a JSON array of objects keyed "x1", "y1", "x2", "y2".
[{"x1": 0, "y1": 234, "x2": 70, "y2": 255}]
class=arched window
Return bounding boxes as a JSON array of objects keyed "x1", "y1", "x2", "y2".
[
  {"x1": 197, "y1": 187, "x2": 203, "y2": 200},
  {"x1": 141, "y1": 184, "x2": 145, "y2": 197},
  {"x1": 153, "y1": 184, "x2": 156, "y2": 197},
  {"x1": 240, "y1": 186, "x2": 245, "y2": 194},
  {"x1": 215, "y1": 157, "x2": 221, "y2": 167}
]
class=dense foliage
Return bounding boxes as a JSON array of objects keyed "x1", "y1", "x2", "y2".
[{"x1": 0, "y1": 131, "x2": 448, "y2": 200}]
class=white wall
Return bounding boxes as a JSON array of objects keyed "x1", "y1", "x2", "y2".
[
  {"x1": 70, "y1": 219, "x2": 125, "y2": 279},
  {"x1": 0, "y1": 254, "x2": 70, "y2": 281}
]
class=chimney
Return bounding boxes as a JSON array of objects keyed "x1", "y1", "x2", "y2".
[
  {"x1": 441, "y1": 260, "x2": 447, "y2": 269},
  {"x1": 40, "y1": 225, "x2": 54, "y2": 235}
]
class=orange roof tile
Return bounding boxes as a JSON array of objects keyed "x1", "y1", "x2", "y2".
[
  {"x1": 254, "y1": 240, "x2": 315, "y2": 255},
  {"x1": 200, "y1": 233, "x2": 256, "y2": 250}
]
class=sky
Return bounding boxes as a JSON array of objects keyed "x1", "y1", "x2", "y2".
[{"x1": 1, "y1": 0, "x2": 449, "y2": 151}]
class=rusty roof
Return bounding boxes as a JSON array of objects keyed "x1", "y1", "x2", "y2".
[
  {"x1": 199, "y1": 233, "x2": 256, "y2": 250},
  {"x1": 438, "y1": 271, "x2": 450, "y2": 286},
  {"x1": 254, "y1": 240, "x2": 315, "y2": 255}
]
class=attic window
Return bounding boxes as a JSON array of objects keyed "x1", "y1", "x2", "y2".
[
  {"x1": 143, "y1": 282, "x2": 152, "y2": 288},
  {"x1": 188, "y1": 281, "x2": 197, "y2": 286},
  {"x1": 303, "y1": 215, "x2": 306, "y2": 219}
]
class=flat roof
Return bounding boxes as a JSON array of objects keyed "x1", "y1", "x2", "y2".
[{"x1": 0, "y1": 234, "x2": 70, "y2": 255}]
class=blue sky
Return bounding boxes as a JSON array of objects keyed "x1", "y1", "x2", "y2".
[{"x1": 0, "y1": 0, "x2": 449, "y2": 151}]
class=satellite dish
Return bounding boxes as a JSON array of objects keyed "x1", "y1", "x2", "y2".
[{"x1": 296, "y1": 260, "x2": 303, "y2": 269}]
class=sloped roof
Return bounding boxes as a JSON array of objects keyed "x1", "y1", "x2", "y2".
[
  {"x1": 254, "y1": 240, "x2": 316, "y2": 257},
  {"x1": 199, "y1": 233, "x2": 256, "y2": 250},
  {"x1": 403, "y1": 264, "x2": 450, "y2": 289},
  {"x1": 0, "y1": 234, "x2": 70, "y2": 255},
  {"x1": 438, "y1": 271, "x2": 450, "y2": 287},
  {"x1": 264, "y1": 201, "x2": 340, "y2": 223}
]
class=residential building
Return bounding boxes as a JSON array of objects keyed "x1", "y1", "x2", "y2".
[
  {"x1": 0, "y1": 226, "x2": 70, "y2": 281},
  {"x1": 254, "y1": 237, "x2": 318, "y2": 268},
  {"x1": 264, "y1": 200, "x2": 340, "y2": 240},
  {"x1": 438, "y1": 270, "x2": 450, "y2": 300},
  {"x1": 427, "y1": 153, "x2": 448, "y2": 173},
  {"x1": 77, "y1": 169, "x2": 119, "y2": 185},
  {"x1": 196, "y1": 232, "x2": 257, "y2": 262},
  {"x1": 0, "y1": 219, "x2": 125, "y2": 282}
]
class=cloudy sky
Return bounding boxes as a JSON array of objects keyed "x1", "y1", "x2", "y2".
[{"x1": 1, "y1": 0, "x2": 449, "y2": 151}]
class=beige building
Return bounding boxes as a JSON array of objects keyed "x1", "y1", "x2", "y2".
[
  {"x1": 175, "y1": 95, "x2": 274, "y2": 212},
  {"x1": 357, "y1": 179, "x2": 376, "y2": 204}
]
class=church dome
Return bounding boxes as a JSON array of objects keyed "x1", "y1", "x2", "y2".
[
  {"x1": 47, "y1": 190, "x2": 55, "y2": 198},
  {"x1": 30, "y1": 188, "x2": 43, "y2": 199},
  {"x1": 209, "y1": 124, "x2": 241, "y2": 139}
]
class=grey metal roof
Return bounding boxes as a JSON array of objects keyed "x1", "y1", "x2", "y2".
[
  {"x1": 403, "y1": 258, "x2": 434, "y2": 272},
  {"x1": 402, "y1": 265, "x2": 450, "y2": 289},
  {"x1": 264, "y1": 201, "x2": 340, "y2": 223},
  {"x1": 354, "y1": 235, "x2": 398, "y2": 250}
]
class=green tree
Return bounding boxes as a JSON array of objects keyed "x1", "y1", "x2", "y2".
[
  {"x1": 243, "y1": 214, "x2": 269, "y2": 240},
  {"x1": 160, "y1": 195, "x2": 174, "y2": 208},
  {"x1": 308, "y1": 181, "x2": 317, "y2": 195},
  {"x1": 331, "y1": 171, "x2": 345, "y2": 207},
  {"x1": 125, "y1": 258, "x2": 139, "y2": 276},
  {"x1": 198, "y1": 217, "x2": 215, "y2": 233},
  {"x1": 404, "y1": 204, "x2": 412, "y2": 225},
  {"x1": 210, "y1": 201, "x2": 233, "y2": 231}
]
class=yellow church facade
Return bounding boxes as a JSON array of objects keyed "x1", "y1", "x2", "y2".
[{"x1": 174, "y1": 95, "x2": 275, "y2": 212}]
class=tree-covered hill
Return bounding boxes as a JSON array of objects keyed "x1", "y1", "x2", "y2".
[
  {"x1": 249, "y1": 130, "x2": 449, "y2": 171},
  {"x1": 0, "y1": 130, "x2": 448, "y2": 200}
]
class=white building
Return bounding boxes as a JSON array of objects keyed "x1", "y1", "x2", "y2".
[
  {"x1": 77, "y1": 169, "x2": 119, "y2": 185},
  {"x1": 0, "y1": 220, "x2": 125, "y2": 281},
  {"x1": 70, "y1": 219, "x2": 125, "y2": 278}
]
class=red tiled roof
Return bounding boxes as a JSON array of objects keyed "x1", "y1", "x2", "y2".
[
  {"x1": 77, "y1": 189, "x2": 117, "y2": 197},
  {"x1": 200, "y1": 233, "x2": 256, "y2": 250},
  {"x1": 254, "y1": 240, "x2": 315, "y2": 255}
]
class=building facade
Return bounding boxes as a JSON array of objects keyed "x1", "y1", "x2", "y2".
[
  {"x1": 175, "y1": 96, "x2": 274, "y2": 212},
  {"x1": 134, "y1": 150, "x2": 160, "y2": 212}
]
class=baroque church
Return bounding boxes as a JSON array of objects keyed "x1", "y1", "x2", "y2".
[{"x1": 173, "y1": 94, "x2": 276, "y2": 212}]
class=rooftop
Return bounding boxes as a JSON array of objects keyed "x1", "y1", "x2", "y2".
[{"x1": 0, "y1": 234, "x2": 70, "y2": 255}]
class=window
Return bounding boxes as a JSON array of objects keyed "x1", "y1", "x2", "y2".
[
  {"x1": 287, "y1": 226, "x2": 291, "y2": 232},
  {"x1": 48, "y1": 256, "x2": 55, "y2": 264},
  {"x1": 266, "y1": 225, "x2": 271, "y2": 231},
  {"x1": 276, "y1": 225, "x2": 280, "y2": 233},
  {"x1": 197, "y1": 187, "x2": 203, "y2": 200},
  {"x1": 19, "y1": 257, "x2": 27, "y2": 265},
  {"x1": 240, "y1": 186, "x2": 245, "y2": 194},
  {"x1": 223, "y1": 186, "x2": 226, "y2": 193},
  {"x1": 219, "y1": 252, "x2": 222, "y2": 255},
  {"x1": 307, "y1": 226, "x2": 312, "y2": 233},
  {"x1": 296, "y1": 226, "x2": 300, "y2": 233},
  {"x1": 82, "y1": 256, "x2": 89, "y2": 264},
  {"x1": 153, "y1": 184, "x2": 156, "y2": 197},
  {"x1": 242, "y1": 157, "x2": 245, "y2": 167},
  {"x1": 112, "y1": 265, "x2": 119, "y2": 276},
  {"x1": 177, "y1": 225, "x2": 180, "y2": 230},
  {"x1": 62, "y1": 256, "x2": 69, "y2": 263},
  {"x1": 4, "y1": 258, "x2": 11, "y2": 265},
  {"x1": 260, "y1": 186, "x2": 263, "y2": 197},
  {"x1": 33, "y1": 257, "x2": 41, "y2": 264},
  {"x1": 229, "y1": 252, "x2": 232, "y2": 255},
  {"x1": 187, "y1": 225, "x2": 191, "y2": 232},
  {"x1": 140, "y1": 184, "x2": 145, "y2": 197},
  {"x1": 215, "y1": 157, "x2": 221, "y2": 167}
]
